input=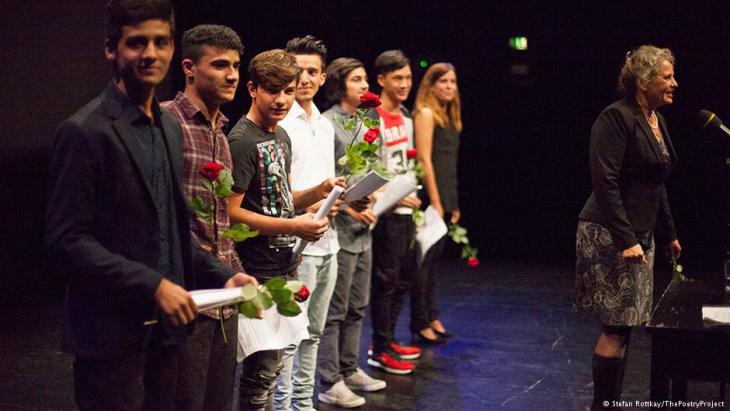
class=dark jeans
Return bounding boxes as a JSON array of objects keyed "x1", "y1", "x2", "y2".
[
  {"x1": 318, "y1": 247, "x2": 372, "y2": 385},
  {"x1": 176, "y1": 313, "x2": 238, "y2": 411},
  {"x1": 73, "y1": 339, "x2": 181, "y2": 411},
  {"x1": 410, "y1": 236, "x2": 446, "y2": 331},
  {"x1": 238, "y1": 349, "x2": 284, "y2": 411},
  {"x1": 370, "y1": 213, "x2": 416, "y2": 353}
]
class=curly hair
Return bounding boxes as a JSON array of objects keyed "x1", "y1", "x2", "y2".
[{"x1": 618, "y1": 45, "x2": 675, "y2": 97}]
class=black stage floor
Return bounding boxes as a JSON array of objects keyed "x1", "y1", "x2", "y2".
[{"x1": 0, "y1": 260, "x2": 724, "y2": 410}]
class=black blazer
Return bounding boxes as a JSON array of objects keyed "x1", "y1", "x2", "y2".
[
  {"x1": 46, "y1": 83, "x2": 234, "y2": 357},
  {"x1": 579, "y1": 98, "x2": 678, "y2": 250}
]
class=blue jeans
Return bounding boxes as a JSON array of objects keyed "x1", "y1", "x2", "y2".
[{"x1": 274, "y1": 254, "x2": 338, "y2": 411}]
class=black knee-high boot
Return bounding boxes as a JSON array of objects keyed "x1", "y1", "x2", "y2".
[
  {"x1": 616, "y1": 344, "x2": 629, "y2": 399},
  {"x1": 591, "y1": 354, "x2": 625, "y2": 410}
]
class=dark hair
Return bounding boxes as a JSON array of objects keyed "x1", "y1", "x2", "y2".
[
  {"x1": 374, "y1": 50, "x2": 409, "y2": 75},
  {"x1": 324, "y1": 58, "x2": 364, "y2": 104},
  {"x1": 249, "y1": 49, "x2": 301, "y2": 92},
  {"x1": 182, "y1": 24, "x2": 244, "y2": 62},
  {"x1": 285, "y1": 35, "x2": 327, "y2": 66},
  {"x1": 105, "y1": 0, "x2": 174, "y2": 47}
]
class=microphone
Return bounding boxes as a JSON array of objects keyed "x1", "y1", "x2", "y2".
[{"x1": 697, "y1": 109, "x2": 730, "y2": 137}]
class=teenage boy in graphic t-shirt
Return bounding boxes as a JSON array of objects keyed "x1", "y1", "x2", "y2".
[
  {"x1": 366, "y1": 50, "x2": 423, "y2": 375},
  {"x1": 226, "y1": 49, "x2": 341, "y2": 411}
]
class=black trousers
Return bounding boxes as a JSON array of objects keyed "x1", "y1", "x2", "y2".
[
  {"x1": 176, "y1": 313, "x2": 238, "y2": 411},
  {"x1": 73, "y1": 338, "x2": 181, "y2": 411},
  {"x1": 370, "y1": 213, "x2": 417, "y2": 353},
  {"x1": 410, "y1": 235, "x2": 446, "y2": 331}
]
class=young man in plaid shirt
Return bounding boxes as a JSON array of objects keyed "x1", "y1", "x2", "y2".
[{"x1": 161, "y1": 24, "x2": 245, "y2": 410}]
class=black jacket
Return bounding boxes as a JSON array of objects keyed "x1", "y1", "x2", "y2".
[
  {"x1": 579, "y1": 98, "x2": 678, "y2": 250},
  {"x1": 46, "y1": 82, "x2": 234, "y2": 357}
]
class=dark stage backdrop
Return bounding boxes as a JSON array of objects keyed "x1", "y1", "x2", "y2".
[{"x1": 2, "y1": 0, "x2": 729, "y2": 307}]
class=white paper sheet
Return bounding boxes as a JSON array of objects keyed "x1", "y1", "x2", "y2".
[
  {"x1": 702, "y1": 305, "x2": 730, "y2": 327},
  {"x1": 293, "y1": 185, "x2": 345, "y2": 255},
  {"x1": 190, "y1": 287, "x2": 244, "y2": 310},
  {"x1": 415, "y1": 206, "x2": 448, "y2": 264},
  {"x1": 342, "y1": 170, "x2": 390, "y2": 203},
  {"x1": 372, "y1": 175, "x2": 418, "y2": 217},
  {"x1": 237, "y1": 309, "x2": 310, "y2": 361}
]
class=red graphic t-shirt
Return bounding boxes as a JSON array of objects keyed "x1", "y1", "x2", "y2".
[{"x1": 376, "y1": 107, "x2": 409, "y2": 174}]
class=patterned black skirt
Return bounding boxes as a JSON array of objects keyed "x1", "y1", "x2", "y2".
[{"x1": 575, "y1": 221, "x2": 655, "y2": 326}]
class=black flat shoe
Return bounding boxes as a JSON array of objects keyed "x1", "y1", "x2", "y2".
[
  {"x1": 434, "y1": 329, "x2": 455, "y2": 339},
  {"x1": 411, "y1": 330, "x2": 444, "y2": 346}
]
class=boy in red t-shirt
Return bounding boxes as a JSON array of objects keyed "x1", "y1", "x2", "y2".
[{"x1": 367, "y1": 50, "x2": 423, "y2": 375}]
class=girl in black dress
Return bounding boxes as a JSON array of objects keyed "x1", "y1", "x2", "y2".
[{"x1": 411, "y1": 63, "x2": 463, "y2": 344}]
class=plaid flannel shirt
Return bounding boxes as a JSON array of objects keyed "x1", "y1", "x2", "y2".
[{"x1": 162, "y1": 92, "x2": 244, "y2": 319}]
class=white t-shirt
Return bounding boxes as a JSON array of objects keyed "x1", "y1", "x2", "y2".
[{"x1": 279, "y1": 100, "x2": 339, "y2": 256}]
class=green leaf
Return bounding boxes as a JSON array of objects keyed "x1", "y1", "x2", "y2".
[
  {"x1": 283, "y1": 281, "x2": 304, "y2": 293},
  {"x1": 264, "y1": 277, "x2": 287, "y2": 292},
  {"x1": 239, "y1": 301, "x2": 258, "y2": 318},
  {"x1": 215, "y1": 170, "x2": 234, "y2": 198},
  {"x1": 352, "y1": 165, "x2": 369, "y2": 177},
  {"x1": 260, "y1": 291, "x2": 274, "y2": 310},
  {"x1": 201, "y1": 179, "x2": 214, "y2": 193},
  {"x1": 222, "y1": 224, "x2": 259, "y2": 242},
  {"x1": 277, "y1": 299, "x2": 302, "y2": 317},
  {"x1": 412, "y1": 210, "x2": 425, "y2": 226},
  {"x1": 190, "y1": 196, "x2": 212, "y2": 219},
  {"x1": 672, "y1": 262, "x2": 689, "y2": 283},
  {"x1": 371, "y1": 163, "x2": 391, "y2": 178},
  {"x1": 338, "y1": 155, "x2": 347, "y2": 166},
  {"x1": 250, "y1": 292, "x2": 267, "y2": 311},
  {"x1": 362, "y1": 117, "x2": 379, "y2": 129},
  {"x1": 355, "y1": 141, "x2": 369, "y2": 151},
  {"x1": 271, "y1": 288, "x2": 293, "y2": 304},
  {"x1": 241, "y1": 283, "x2": 258, "y2": 300}
]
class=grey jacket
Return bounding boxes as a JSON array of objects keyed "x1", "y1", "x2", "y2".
[{"x1": 324, "y1": 104, "x2": 372, "y2": 253}]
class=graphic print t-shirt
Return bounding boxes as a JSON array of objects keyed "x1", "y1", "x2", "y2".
[
  {"x1": 228, "y1": 117, "x2": 297, "y2": 278},
  {"x1": 376, "y1": 107, "x2": 409, "y2": 175},
  {"x1": 376, "y1": 106, "x2": 415, "y2": 215}
]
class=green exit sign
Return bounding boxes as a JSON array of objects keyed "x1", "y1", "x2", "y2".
[{"x1": 509, "y1": 36, "x2": 528, "y2": 51}]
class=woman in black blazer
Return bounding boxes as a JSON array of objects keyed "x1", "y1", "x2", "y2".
[{"x1": 575, "y1": 45, "x2": 682, "y2": 410}]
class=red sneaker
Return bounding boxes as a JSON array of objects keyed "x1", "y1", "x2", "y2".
[
  {"x1": 390, "y1": 342, "x2": 421, "y2": 360},
  {"x1": 367, "y1": 351, "x2": 416, "y2": 375},
  {"x1": 367, "y1": 342, "x2": 421, "y2": 360}
]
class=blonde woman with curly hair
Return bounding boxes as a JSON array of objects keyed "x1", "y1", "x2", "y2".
[{"x1": 575, "y1": 45, "x2": 682, "y2": 410}]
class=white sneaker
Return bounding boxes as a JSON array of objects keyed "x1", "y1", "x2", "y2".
[
  {"x1": 317, "y1": 380, "x2": 366, "y2": 408},
  {"x1": 344, "y1": 368, "x2": 387, "y2": 392}
]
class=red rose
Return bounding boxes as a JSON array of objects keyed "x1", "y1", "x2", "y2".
[
  {"x1": 200, "y1": 162, "x2": 224, "y2": 181},
  {"x1": 406, "y1": 149, "x2": 417, "y2": 159},
  {"x1": 467, "y1": 257, "x2": 480, "y2": 267},
  {"x1": 294, "y1": 284, "x2": 310, "y2": 303},
  {"x1": 359, "y1": 91, "x2": 381, "y2": 108},
  {"x1": 363, "y1": 128, "x2": 379, "y2": 143}
]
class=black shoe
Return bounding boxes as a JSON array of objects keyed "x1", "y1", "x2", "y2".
[
  {"x1": 411, "y1": 330, "x2": 444, "y2": 345},
  {"x1": 434, "y1": 329, "x2": 455, "y2": 339}
]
